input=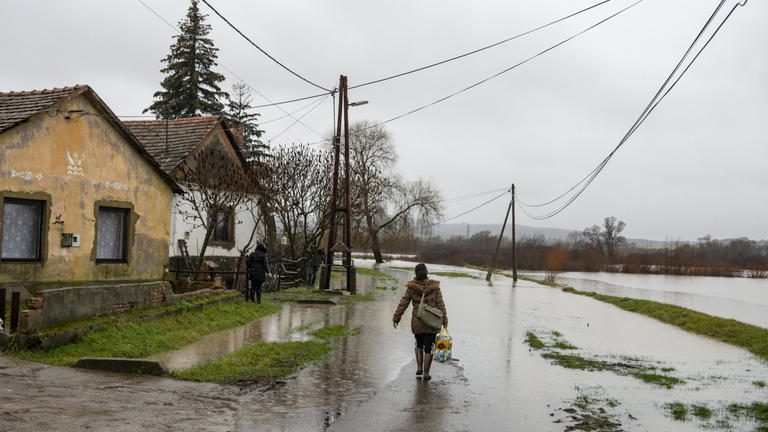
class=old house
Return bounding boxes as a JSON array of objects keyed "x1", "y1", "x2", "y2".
[
  {"x1": 0, "y1": 86, "x2": 184, "y2": 331},
  {"x1": 124, "y1": 117, "x2": 263, "y2": 269},
  {"x1": 0, "y1": 86, "x2": 180, "y2": 286}
]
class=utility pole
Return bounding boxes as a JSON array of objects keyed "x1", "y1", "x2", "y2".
[
  {"x1": 320, "y1": 75, "x2": 356, "y2": 293},
  {"x1": 486, "y1": 184, "x2": 513, "y2": 282},
  {"x1": 511, "y1": 183, "x2": 518, "y2": 282}
]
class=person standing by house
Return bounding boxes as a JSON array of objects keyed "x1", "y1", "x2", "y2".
[
  {"x1": 307, "y1": 248, "x2": 324, "y2": 286},
  {"x1": 392, "y1": 263, "x2": 449, "y2": 381},
  {"x1": 246, "y1": 243, "x2": 270, "y2": 304}
]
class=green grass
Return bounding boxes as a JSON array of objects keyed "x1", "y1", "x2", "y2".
[
  {"x1": 666, "y1": 402, "x2": 689, "y2": 421},
  {"x1": 11, "y1": 300, "x2": 281, "y2": 366},
  {"x1": 520, "y1": 275, "x2": 558, "y2": 287},
  {"x1": 391, "y1": 266, "x2": 414, "y2": 272},
  {"x1": 631, "y1": 372, "x2": 683, "y2": 389},
  {"x1": 562, "y1": 287, "x2": 768, "y2": 363},
  {"x1": 691, "y1": 404, "x2": 713, "y2": 421},
  {"x1": 310, "y1": 324, "x2": 361, "y2": 339},
  {"x1": 754, "y1": 380, "x2": 767, "y2": 388},
  {"x1": 525, "y1": 331, "x2": 546, "y2": 349},
  {"x1": 553, "y1": 340, "x2": 578, "y2": 350},
  {"x1": 355, "y1": 267, "x2": 395, "y2": 280},
  {"x1": 173, "y1": 341, "x2": 331, "y2": 383}
]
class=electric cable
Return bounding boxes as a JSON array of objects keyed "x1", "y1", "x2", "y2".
[
  {"x1": 200, "y1": 0, "x2": 331, "y2": 92},
  {"x1": 135, "y1": 0, "x2": 326, "y2": 138},
  {"x1": 260, "y1": 96, "x2": 332, "y2": 125},
  {"x1": 519, "y1": 0, "x2": 745, "y2": 220},
  {"x1": 349, "y1": 0, "x2": 614, "y2": 90},
  {"x1": 432, "y1": 191, "x2": 509, "y2": 226},
  {"x1": 268, "y1": 93, "x2": 331, "y2": 142},
  {"x1": 441, "y1": 187, "x2": 510, "y2": 203},
  {"x1": 370, "y1": 0, "x2": 643, "y2": 129}
]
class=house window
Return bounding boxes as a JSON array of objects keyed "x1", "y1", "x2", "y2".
[
  {"x1": 96, "y1": 207, "x2": 130, "y2": 262},
  {"x1": 211, "y1": 209, "x2": 233, "y2": 243},
  {"x1": 1, "y1": 198, "x2": 44, "y2": 262}
]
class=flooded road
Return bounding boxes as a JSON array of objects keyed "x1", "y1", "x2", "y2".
[
  {"x1": 553, "y1": 271, "x2": 768, "y2": 328},
  {"x1": 2, "y1": 262, "x2": 767, "y2": 431}
]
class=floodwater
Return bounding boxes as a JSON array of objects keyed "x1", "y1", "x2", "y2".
[
  {"x1": 552, "y1": 271, "x2": 768, "y2": 328},
  {"x1": 233, "y1": 261, "x2": 768, "y2": 431},
  {"x1": 4, "y1": 262, "x2": 768, "y2": 431}
]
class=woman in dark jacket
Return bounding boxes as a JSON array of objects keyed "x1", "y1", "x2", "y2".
[
  {"x1": 393, "y1": 263, "x2": 448, "y2": 380},
  {"x1": 246, "y1": 243, "x2": 270, "y2": 304}
]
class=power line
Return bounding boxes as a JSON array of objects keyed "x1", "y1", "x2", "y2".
[
  {"x1": 349, "y1": 0, "x2": 614, "y2": 90},
  {"x1": 441, "y1": 187, "x2": 510, "y2": 203},
  {"x1": 268, "y1": 93, "x2": 331, "y2": 142},
  {"x1": 134, "y1": 0, "x2": 325, "y2": 138},
  {"x1": 251, "y1": 92, "x2": 330, "y2": 110},
  {"x1": 200, "y1": 0, "x2": 331, "y2": 93},
  {"x1": 518, "y1": 0, "x2": 747, "y2": 220},
  {"x1": 371, "y1": 0, "x2": 643, "y2": 129},
  {"x1": 434, "y1": 191, "x2": 509, "y2": 226},
  {"x1": 260, "y1": 96, "x2": 331, "y2": 125}
]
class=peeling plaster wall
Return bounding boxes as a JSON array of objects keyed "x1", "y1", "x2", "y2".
[{"x1": 0, "y1": 96, "x2": 173, "y2": 285}]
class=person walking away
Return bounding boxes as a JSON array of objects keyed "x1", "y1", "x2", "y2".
[
  {"x1": 246, "y1": 243, "x2": 270, "y2": 304},
  {"x1": 392, "y1": 263, "x2": 448, "y2": 380},
  {"x1": 307, "y1": 248, "x2": 323, "y2": 286}
]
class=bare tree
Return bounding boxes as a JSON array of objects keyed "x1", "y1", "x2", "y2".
[
  {"x1": 602, "y1": 216, "x2": 626, "y2": 258},
  {"x1": 177, "y1": 146, "x2": 257, "y2": 269},
  {"x1": 349, "y1": 122, "x2": 442, "y2": 262},
  {"x1": 262, "y1": 144, "x2": 332, "y2": 260},
  {"x1": 582, "y1": 216, "x2": 626, "y2": 258}
]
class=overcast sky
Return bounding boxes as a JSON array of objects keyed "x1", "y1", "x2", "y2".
[{"x1": 2, "y1": 0, "x2": 765, "y2": 241}]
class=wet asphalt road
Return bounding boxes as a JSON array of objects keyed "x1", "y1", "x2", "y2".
[{"x1": 2, "y1": 263, "x2": 767, "y2": 431}]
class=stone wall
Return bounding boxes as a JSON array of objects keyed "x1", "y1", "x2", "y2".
[{"x1": 20, "y1": 281, "x2": 172, "y2": 333}]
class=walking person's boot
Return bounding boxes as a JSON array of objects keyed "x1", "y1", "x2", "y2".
[
  {"x1": 423, "y1": 353, "x2": 433, "y2": 381},
  {"x1": 415, "y1": 348, "x2": 424, "y2": 378}
]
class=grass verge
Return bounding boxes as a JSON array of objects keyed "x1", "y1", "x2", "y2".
[
  {"x1": 174, "y1": 324, "x2": 359, "y2": 383},
  {"x1": 562, "y1": 287, "x2": 768, "y2": 363},
  {"x1": 174, "y1": 341, "x2": 331, "y2": 383},
  {"x1": 431, "y1": 271, "x2": 481, "y2": 280},
  {"x1": 10, "y1": 300, "x2": 280, "y2": 366}
]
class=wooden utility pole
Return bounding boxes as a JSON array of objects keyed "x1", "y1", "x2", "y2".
[
  {"x1": 320, "y1": 75, "x2": 355, "y2": 293},
  {"x1": 486, "y1": 184, "x2": 514, "y2": 282}
]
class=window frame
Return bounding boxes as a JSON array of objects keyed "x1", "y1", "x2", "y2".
[
  {"x1": 208, "y1": 207, "x2": 235, "y2": 248},
  {"x1": 0, "y1": 197, "x2": 45, "y2": 263},
  {"x1": 94, "y1": 206, "x2": 131, "y2": 264}
]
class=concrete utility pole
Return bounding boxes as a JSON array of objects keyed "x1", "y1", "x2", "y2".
[
  {"x1": 320, "y1": 75, "x2": 356, "y2": 293},
  {"x1": 511, "y1": 183, "x2": 518, "y2": 282}
]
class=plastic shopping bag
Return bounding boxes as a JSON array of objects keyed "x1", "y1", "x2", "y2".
[{"x1": 433, "y1": 327, "x2": 453, "y2": 362}]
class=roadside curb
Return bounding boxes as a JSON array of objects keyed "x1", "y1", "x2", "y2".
[{"x1": 75, "y1": 357, "x2": 168, "y2": 376}]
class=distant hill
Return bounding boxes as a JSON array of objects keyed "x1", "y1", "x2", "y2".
[{"x1": 432, "y1": 223, "x2": 669, "y2": 248}]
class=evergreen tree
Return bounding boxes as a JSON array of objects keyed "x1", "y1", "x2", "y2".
[
  {"x1": 145, "y1": 0, "x2": 228, "y2": 118},
  {"x1": 227, "y1": 82, "x2": 269, "y2": 161}
]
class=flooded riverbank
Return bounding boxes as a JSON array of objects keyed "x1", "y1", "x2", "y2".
[{"x1": 550, "y1": 271, "x2": 768, "y2": 328}]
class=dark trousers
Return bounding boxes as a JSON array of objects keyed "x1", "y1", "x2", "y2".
[
  {"x1": 248, "y1": 277, "x2": 264, "y2": 303},
  {"x1": 307, "y1": 266, "x2": 319, "y2": 285},
  {"x1": 414, "y1": 333, "x2": 437, "y2": 354}
]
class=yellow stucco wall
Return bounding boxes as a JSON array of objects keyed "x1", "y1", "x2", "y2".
[{"x1": 0, "y1": 95, "x2": 174, "y2": 285}]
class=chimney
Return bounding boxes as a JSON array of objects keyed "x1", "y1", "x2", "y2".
[{"x1": 229, "y1": 121, "x2": 245, "y2": 149}]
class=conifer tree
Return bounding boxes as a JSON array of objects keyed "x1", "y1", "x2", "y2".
[
  {"x1": 227, "y1": 82, "x2": 269, "y2": 161},
  {"x1": 145, "y1": 0, "x2": 228, "y2": 118}
]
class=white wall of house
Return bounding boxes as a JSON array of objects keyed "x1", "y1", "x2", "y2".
[{"x1": 169, "y1": 192, "x2": 263, "y2": 258}]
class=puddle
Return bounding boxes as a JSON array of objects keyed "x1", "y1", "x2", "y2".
[{"x1": 150, "y1": 303, "x2": 340, "y2": 370}]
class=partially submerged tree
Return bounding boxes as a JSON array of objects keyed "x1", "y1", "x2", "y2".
[
  {"x1": 145, "y1": 0, "x2": 228, "y2": 118},
  {"x1": 262, "y1": 144, "x2": 332, "y2": 260},
  {"x1": 349, "y1": 122, "x2": 442, "y2": 262}
]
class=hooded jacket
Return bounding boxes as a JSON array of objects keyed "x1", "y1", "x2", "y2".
[{"x1": 393, "y1": 278, "x2": 449, "y2": 334}]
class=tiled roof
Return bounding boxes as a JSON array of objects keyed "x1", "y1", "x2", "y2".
[
  {"x1": 124, "y1": 117, "x2": 221, "y2": 175},
  {"x1": 0, "y1": 84, "x2": 182, "y2": 193},
  {"x1": 0, "y1": 86, "x2": 86, "y2": 133}
]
